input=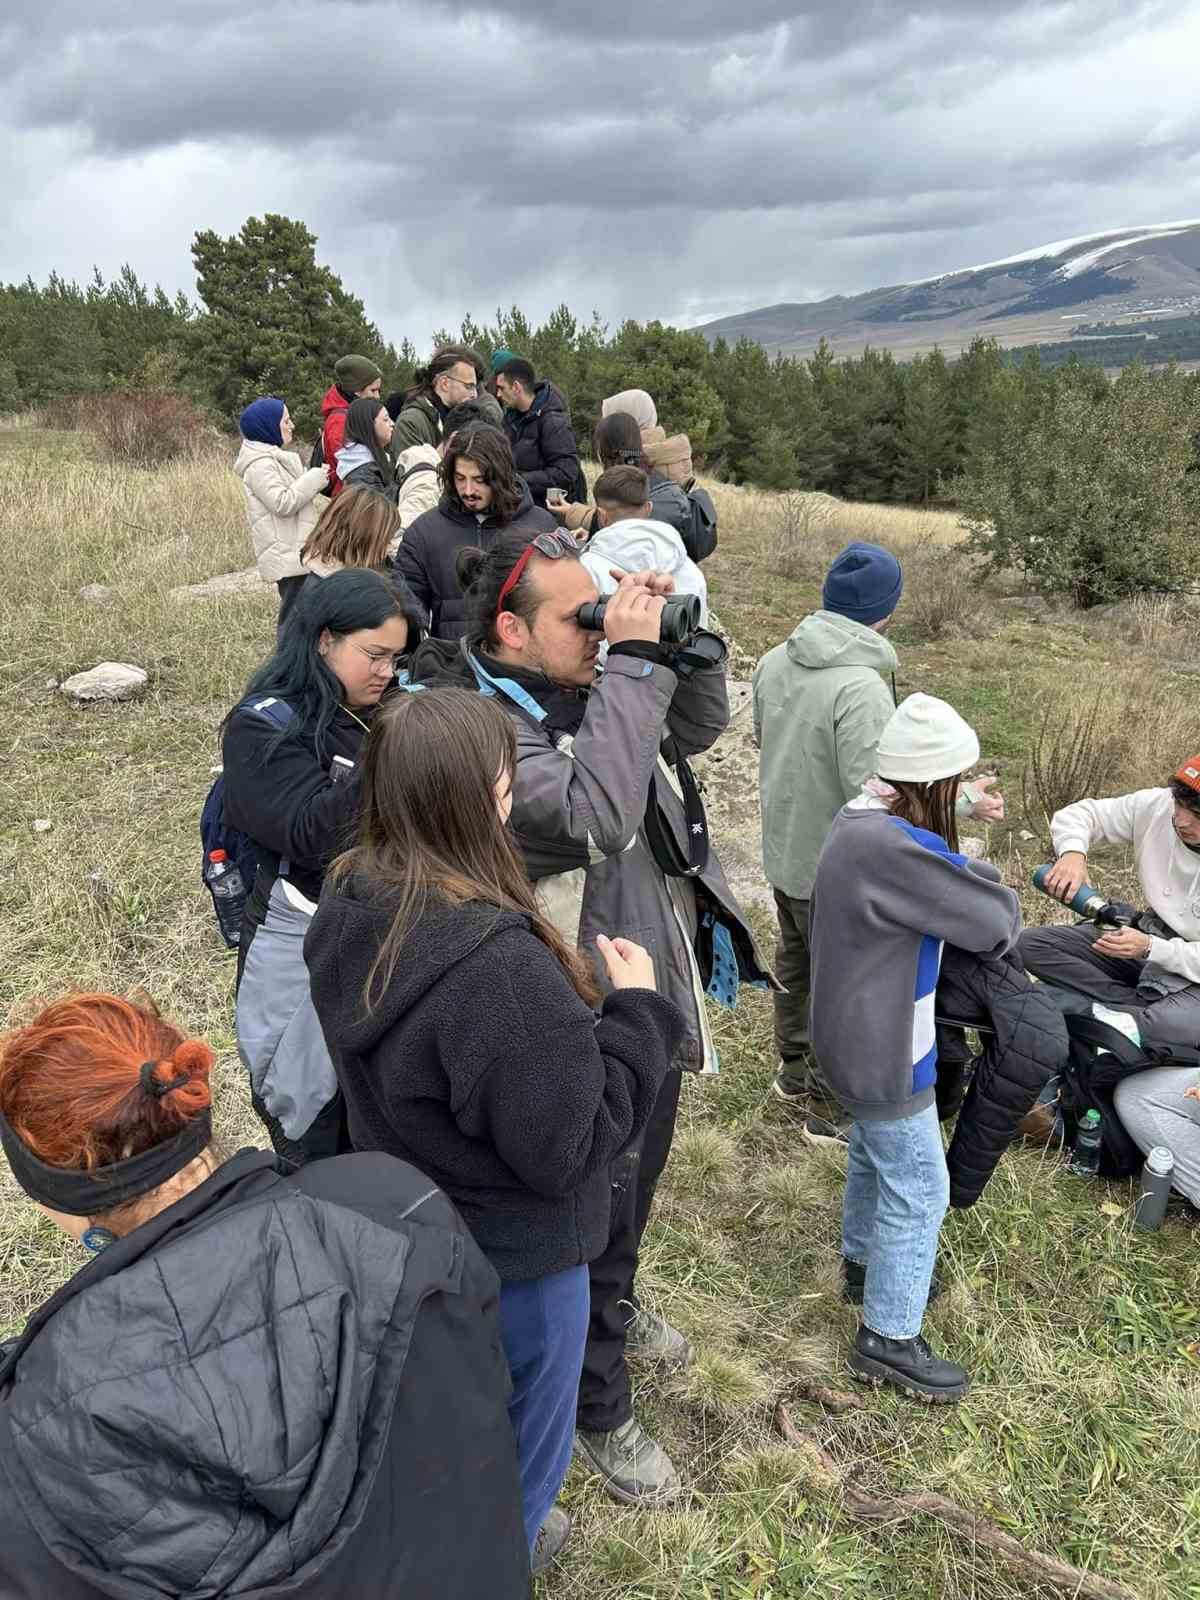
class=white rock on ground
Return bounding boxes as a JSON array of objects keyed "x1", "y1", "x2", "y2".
[
  {"x1": 60, "y1": 663, "x2": 148, "y2": 702},
  {"x1": 78, "y1": 583, "x2": 115, "y2": 602},
  {"x1": 170, "y1": 568, "x2": 262, "y2": 601}
]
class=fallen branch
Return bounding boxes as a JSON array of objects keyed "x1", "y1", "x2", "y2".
[{"x1": 775, "y1": 1402, "x2": 1139, "y2": 1600}]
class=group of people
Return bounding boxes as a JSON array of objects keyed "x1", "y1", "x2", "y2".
[{"x1": 0, "y1": 349, "x2": 1197, "y2": 1596}]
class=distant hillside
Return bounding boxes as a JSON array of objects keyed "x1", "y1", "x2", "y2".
[{"x1": 696, "y1": 221, "x2": 1200, "y2": 360}]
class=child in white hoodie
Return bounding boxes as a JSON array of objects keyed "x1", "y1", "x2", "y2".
[
  {"x1": 1022, "y1": 758, "x2": 1200, "y2": 1207},
  {"x1": 579, "y1": 466, "x2": 707, "y2": 623}
]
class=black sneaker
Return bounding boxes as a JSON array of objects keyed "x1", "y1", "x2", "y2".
[
  {"x1": 801, "y1": 1108, "x2": 852, "y2": 1146},
  {"x1": 531, "y1": 1506, "x2": 571, "y2": 1575},
  {"x1": 848, "y1": 1325, "x2": 969, "y2": 1403},
  {"x1": 842, "y1": 1258, "x2": 942, "y2": 1307},
  {"x1": 772, "y1": 1064, "x2": 815, "y2": 1103}
]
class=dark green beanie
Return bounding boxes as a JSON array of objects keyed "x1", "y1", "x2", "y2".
[
  {"x1": 334, "y1": 354, "x2": 382, "y2": 392},
  {"x1": 489, "y1": 347, "x2": 516, "y2": 374}
]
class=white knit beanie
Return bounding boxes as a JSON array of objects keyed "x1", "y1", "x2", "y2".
[{"x1": 875, "y1": 693, "x2": 979, "y2": 784}]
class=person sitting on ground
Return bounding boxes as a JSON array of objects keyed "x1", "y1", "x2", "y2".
[
  {"x1": 335, "y1": 397, "x2": 397, "y2": 502},
  {"x1": 579, "y1": 465, "x2": 708, "y2": 624},
  {"x1": 390, "y1": 345, "x2": 486, "y2": 453},
  {"x1": 754, "y1": 543, "x2": 1004, "y2": 1139},
  {"x1": 601, "y1": 388, "x2": 664, "y2": 447},
  {"x1": 0, "y1": 992, "x2": 529, "y2": 1599},
  {"x1": 319, "y1": 354, "x2": 382, "y2": 496},
  {"x1": 495, "y1": 357, "x2": 585, "y2": 509},
  {"x1": 1022, "y1": 759, "x2": 1200, "y2": 1204},
  {"x1": 394, "y1": 424, "x2": 556, "y2": 639},
  {"x1": 222, "y1": 569, "x2": 421, "y2": 1165},
  {"x1": 810, "y1": 693, "x2": 1022, "y2": 1404},
  {"x1": 299, "y1": 486, "x2": 420, "y2": 614},
  {"x1": 410, "y1": 532, "x2": 774, "y2": 1508},
  {"x1": 305, "y1": 689, "x2": 683, "y2": 1574},
  {"x1": 393, "y1": 398, "x2": 488, "y2": 533},
  {"x1": 234, "y1": 396, "x2": 330, "y2": 631}
]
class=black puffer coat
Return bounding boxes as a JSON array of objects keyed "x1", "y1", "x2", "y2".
[
  {"x1": 503, "y1": 381, "x2": 583, "y2": 507},
  {"x1": 935, "y1": 945, "x2": 1070, "y2": 1207},
  {"x1": 0, "y1": 1150, "x2": 529, "y2": 1598}
]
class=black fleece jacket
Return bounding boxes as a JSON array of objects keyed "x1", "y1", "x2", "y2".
[
  {"x1": 304, "y1": 884, "x2": 683, "y2": 1281},
  {"x1": 394, "y1": 486, "x2": 556, "y2": 640},
  {"x1": 502, "y1": 381, "x2": 582, "y2": 507}
]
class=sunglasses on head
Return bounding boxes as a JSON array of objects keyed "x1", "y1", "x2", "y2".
[{"x1": 495, "y1": 529, "x2": 579, "y2": 617}]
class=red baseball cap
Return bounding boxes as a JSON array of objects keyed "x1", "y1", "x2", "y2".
[{"x1": 1174, "y1": 757, "x2": 1200, "y2": 793}]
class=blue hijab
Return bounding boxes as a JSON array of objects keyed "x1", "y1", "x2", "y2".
[{"x1": 239, "y1": 397, "x2": 286, "y2": 447}]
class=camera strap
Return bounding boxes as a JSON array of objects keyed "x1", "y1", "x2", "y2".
[{"x1": 643, "y1": 745, "x2": 710, "y2": 878}]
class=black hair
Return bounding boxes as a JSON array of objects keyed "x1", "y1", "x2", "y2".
[
  {"x1": 1169, "y1": 777, "x2": 1200, "y2": 816},
  {"x1": 441, "y1": 425, "x2": 523, "y2": 522},
  {"x1": 594, "y1": 412, "x2": 646, "y2": 469},
  {"x1": 344, "y1": 398, "x2": 395, "y2": 488},
  {"x1": 383, "y1": 390, "x2": 407, "y2": 422},
  {"x1": 497, "y1": 357, "x2": 536, "y2": 391},
  {"x1": 456, "y1": 530, "x2": 581, "y2": 650},
  {"x1": 405, "y1": 344, "x2": 484, "y2": 402},
  {"x1": 442, "y1": 399, "x2": 487, "y2": 438},
  {"x1": 236, "y1": 569, "x2": 409, "y2": 754}
]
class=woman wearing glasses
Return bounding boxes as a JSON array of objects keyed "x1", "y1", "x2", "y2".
[{"x1": 221, "y1": 568, "x2": 422, "y2": 1164}]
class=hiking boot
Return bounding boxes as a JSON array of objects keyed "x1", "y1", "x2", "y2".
[
  {"x1": 531, "y1": 1506, "x2": 571, "y2": 1575},
  {"x1": 848, "y1": 1326, "x2": 970, "y2": 1403},
  {"x1": 575, "y1": 1416, "x2": 682, "y2": 1505},
  {"x1": 772, "y1": 1063, "x2": 815, "y2": 1103},
  {"x1": 842, "y1": 1257, "x2": 941, "y2": 1307},
  {"x1": 625, "y1": 1308, "x2": 692, "y2": 1370}
]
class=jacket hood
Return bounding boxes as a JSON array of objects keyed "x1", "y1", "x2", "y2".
[
  {"x1": 530, "y1": 380, "x2": 566, "y2": 417},
  {"x1": 785, "y1": 609, "x2": 898, "y2": 674},
  {"x1": 233, "y1": 438, "x2": 290, "y2": 478},
  {"x1": 581, "y1": 519, "x2": 708, "y2": 623},
  {"x1": 336, "y1": 440, "x2": 374, "y2": 475},
  {"x1": 321, "y1": 382, "x2": 352, "y2": 417},
  {"x1": 397, "y1": 442, "x2": 441, "y2": 471},
  {"x1": 0, "y1": 1151, "x2": 425, "y2": 1596},
  {"x1": 305, "y1": 883, "x2": 527, "y2": 1056},
  {"x1": 436, "y1": 480, "x2": 537, "y2": 527}
]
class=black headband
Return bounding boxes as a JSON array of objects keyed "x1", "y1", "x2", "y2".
[{"x1": 0, "y1": 1108, "x2": 212, "y2": 1217}]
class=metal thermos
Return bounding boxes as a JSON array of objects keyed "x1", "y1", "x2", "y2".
[
  {"x1": 1133, "y1": 1146, "x2": 1175, "y2": 1231},
  {"x1": 1031, "y1": 864, "x2": 1108, "y2": 919}
]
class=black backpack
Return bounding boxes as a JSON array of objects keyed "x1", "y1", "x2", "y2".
[
  {"x1": 309, "y1": 406, "x2": 347, "y2": 471},
  {"x1": 683, "y1": 484, "x2": 718, "y2": 562},
  {"x1": 200, "y1": 696, "x2": 295, "y2": 916},
  {"x1": 1059, "y1": 1012, "x2": 1200, "y2": 1178}
]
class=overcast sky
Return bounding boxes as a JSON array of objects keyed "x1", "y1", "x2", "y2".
[{"x1": 5, "y1": 1, "x2": 1200, "y2": 348}]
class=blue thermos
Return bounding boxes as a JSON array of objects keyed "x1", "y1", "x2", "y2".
[{"x1": 1031, "y1": 863, "x2": 1108, "y2": 919}]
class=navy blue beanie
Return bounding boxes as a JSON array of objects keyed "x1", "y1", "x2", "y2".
[
  {"x1": 239, "y1": 397, "x2": 286, "y2": 447},
  {"x1": 822, "y1": 541, "x2": 903, "y2": 625}
]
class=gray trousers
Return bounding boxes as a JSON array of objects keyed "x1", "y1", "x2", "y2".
[
  {"x1": 1114, "y1": 1066, "x2": 1200, "y2": 1208},
  {"x1": 1018, "y1": 923, "x2": 1200, "y2": 1049}
]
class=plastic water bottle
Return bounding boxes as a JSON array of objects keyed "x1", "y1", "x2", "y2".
[
  {"x1": 205, "y1": 849, "x2": 247, "y2": 949},
  {"x1": 1069, "y1": 1108, "x2": 1103, "y2": 1178},
  {"x1": 1134, "y1": 1146, "x2": 1175, "y2": 1231}
]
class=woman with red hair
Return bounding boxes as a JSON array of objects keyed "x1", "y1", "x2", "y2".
[{"x1": 0, "y1": 992, "x2": 528, "y2": 1599}]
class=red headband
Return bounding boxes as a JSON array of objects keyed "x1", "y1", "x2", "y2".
[{"x1": 495, "y1": 543, "x2": 538, "y2": 618}]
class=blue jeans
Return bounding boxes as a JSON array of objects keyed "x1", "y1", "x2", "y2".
[
  {"x1": 499, "y1": 1264, "x2": 590, "y2": 1548},
  {"x1": 841, "y1": 1103, "x2": 949, "y2": 1340}
]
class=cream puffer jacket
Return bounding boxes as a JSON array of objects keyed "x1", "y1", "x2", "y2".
[{"x1": 234, "y1": 441, "x2": 329, "y2": 582}]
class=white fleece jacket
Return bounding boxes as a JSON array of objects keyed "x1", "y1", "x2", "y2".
[{"x1": 1052, "y1": 787, "x2": 1200, "y2": 981}]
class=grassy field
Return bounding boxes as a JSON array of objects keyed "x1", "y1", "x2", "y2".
[{"x1": 0, "y1": 425, "x2": 1197, "y2": 1599}]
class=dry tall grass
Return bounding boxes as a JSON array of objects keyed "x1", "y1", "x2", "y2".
[{"x1": 0, "y1": 427, "x2": 1197, "y2": 1600}]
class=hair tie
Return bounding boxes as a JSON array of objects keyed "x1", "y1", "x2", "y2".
[{"x1": 139, "y1": 1059, "x2": 189, "y2": 1100}]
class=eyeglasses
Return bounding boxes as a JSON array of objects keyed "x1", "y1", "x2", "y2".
[
  {"x1": 496, "y1": 529, "x2": 579, "y2": 618},
  {"x1": 445, "y1": 372, "x2": 479, "y2": 393},
  {"x1": 349, "y1": 642, "x2": 410, "y2": 673}
]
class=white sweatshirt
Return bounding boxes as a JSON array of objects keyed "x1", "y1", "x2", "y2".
[{"x1": 1052, "y1": 787, "x2": 1200, "y2": 981}]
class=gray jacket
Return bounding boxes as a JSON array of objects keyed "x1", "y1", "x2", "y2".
[
  {"x1": 811, "y1": 803, "x2": 1021, "y2": 1120},
  {"x1": 413, "y1": 641, "x2": 774, "y2": 1071}
]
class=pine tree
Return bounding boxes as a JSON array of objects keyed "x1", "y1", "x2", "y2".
[
  {"x1": 898, "y1": 350, "x2": 956, "y2": 502},
  {"x1": 186, "y1": 215, "x2": 398, "y2": 434}
]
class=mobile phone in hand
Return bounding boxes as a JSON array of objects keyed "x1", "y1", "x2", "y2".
[{"x1": 546, "y1": 488, "x2": 566, "y2": 508}]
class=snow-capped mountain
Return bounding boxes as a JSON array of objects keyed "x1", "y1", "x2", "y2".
[{"x1": 695, "y1": 221, "x2": 1200, "y2": 359}]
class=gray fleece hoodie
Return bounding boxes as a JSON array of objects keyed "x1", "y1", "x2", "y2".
[{"x1": 811, "y1": 802, "x2": 1021, "y2": 1121}]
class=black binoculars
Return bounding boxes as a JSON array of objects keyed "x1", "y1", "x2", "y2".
[{"x1": 576, "y1": 594, "x2": 702, "y2": 646}]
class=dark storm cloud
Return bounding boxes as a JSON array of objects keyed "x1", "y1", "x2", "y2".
[{"x1": 0, "y1": 0, "x2": 1197, "y2": 342}]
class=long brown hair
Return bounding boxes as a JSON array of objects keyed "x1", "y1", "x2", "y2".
[
  {"x1": 331, "y1": 689, "x2": 600, "y2": 1011},
  {"x1": 887, "y1": 776, "x2": 961, "y2": 854},
  {"x1": 441, "y1": 425, "x2": 523, "y2": 522},
  {"x1": 302, "y1": 486, "x2": 400, "y2": 570}
]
